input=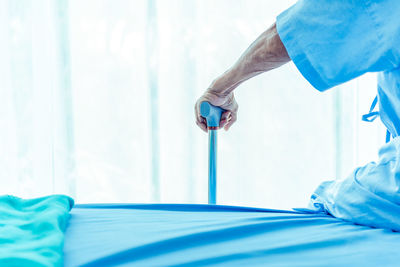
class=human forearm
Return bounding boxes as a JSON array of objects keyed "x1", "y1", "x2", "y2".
[
  {"x1": 195, "y1": 22, "x2": 290, "y2": 132},
  {"x1": 208, "y1": 23, "x2": 290, "y2": 96}
]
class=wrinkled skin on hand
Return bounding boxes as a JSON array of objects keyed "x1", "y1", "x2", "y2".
[
  {"x1": 194, "y1": 23, "x2": 289, "y2": 133},
  {"x1": 195, "y1": 89, "x2": 238, "y2": 133}
]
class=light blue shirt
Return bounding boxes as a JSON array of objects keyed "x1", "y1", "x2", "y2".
[
  {"x1": 276, "y1": 0, "x2": 400, "y2": 231},
  {"x1": 277, "y1": 0, "x2": 400, "y2": 137}
]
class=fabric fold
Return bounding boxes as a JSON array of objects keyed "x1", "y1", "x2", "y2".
[
  {"x1": 309, "y1": 137, "x2": 400, "y2": 231},
  {"x1": 0, "y1": 195, "x2": 74, "y2": 267}
]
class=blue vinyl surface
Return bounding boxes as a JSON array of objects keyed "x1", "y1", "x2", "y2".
[{"x1": 63, "y1": 204, "x2": 400, "y2": 267}]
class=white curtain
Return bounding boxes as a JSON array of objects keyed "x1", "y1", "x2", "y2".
[
  {"x1": 0, "y1": 0, "x2": 75, "y2": 197},
  {"x1": 0, "y1": 0, "x2": 387, "y2": 209}
]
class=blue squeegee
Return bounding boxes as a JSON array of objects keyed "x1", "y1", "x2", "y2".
[{"x1": 200, "y1": 101, "x2": 224, "y2": 205}]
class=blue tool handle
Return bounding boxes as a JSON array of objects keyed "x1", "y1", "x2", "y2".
[
  {"x1": 200, "y1": 101, "x2": 224, "y2": 128},
  {"x1": 200, "y1": 101, "x2": 225, "y2": 205}
]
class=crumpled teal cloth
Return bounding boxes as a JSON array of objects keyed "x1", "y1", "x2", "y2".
[{"x1": 0, "y1": 195, "x2": 74, "y2": 267}]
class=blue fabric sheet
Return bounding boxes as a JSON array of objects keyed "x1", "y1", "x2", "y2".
[
  {"x1": 64, "y1": 204, "x2": 400, "y2": 267},
  {"x1": 0, "y1": 195, "x2": 74, "y2": 267},
  {"x1": 307, "y1": 137, "x2": 400, "y2": 231},
  {"x1": 276, "y1": 0, "x2": 400, "y2": 231}
]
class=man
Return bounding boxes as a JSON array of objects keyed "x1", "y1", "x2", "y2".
[{"x1": 195, "y1": 0, "x2": 400, "y2": 231}]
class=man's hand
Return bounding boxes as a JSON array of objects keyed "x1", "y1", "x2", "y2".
[
  {"x1": 195, "y1": 89, "x2": 238, "y2": 133},
  {"x1": 194, "y1": 22, "x2": 290, "y2": 133}
]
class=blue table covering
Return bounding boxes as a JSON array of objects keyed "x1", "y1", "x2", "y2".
[{"x1": 63, "y1": 204, "x2": 400, "y2": 266}]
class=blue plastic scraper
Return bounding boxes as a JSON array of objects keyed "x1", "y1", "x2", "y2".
[{"x1": 200, "y1": 101, "x2": 225, "y2": 205}]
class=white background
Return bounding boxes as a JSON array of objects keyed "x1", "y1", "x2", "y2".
[{"x1": 0, "y1": 0, "x2": 387, "y2": 209}]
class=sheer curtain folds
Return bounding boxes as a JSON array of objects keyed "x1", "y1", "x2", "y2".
[
  {"x1": 1, "y1": 0, "x2": 386, "y2": 208},
  {"x1": 0, "y1": 0, "x2": 74, "y2": 198}
]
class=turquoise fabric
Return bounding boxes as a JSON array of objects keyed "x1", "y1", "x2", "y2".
[
  {"x1": 276, "y1": 0, "x2": 400, "y2": 231},
  {"x1": 0, "y1": 195, "x2": 74, "y2": 267}
]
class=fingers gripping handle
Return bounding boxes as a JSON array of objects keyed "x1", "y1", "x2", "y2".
[{"x1": 200, "y1": 102, "x2": 224, "y2": 129}]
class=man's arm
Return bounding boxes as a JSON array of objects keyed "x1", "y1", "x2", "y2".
[{"x1": 195, "y1": 23, "x2": 291, "y2": 132}]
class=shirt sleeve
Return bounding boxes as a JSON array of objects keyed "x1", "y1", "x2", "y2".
[{"x1": 276, "y1": 0, "x2": 400, "y2": 91}]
